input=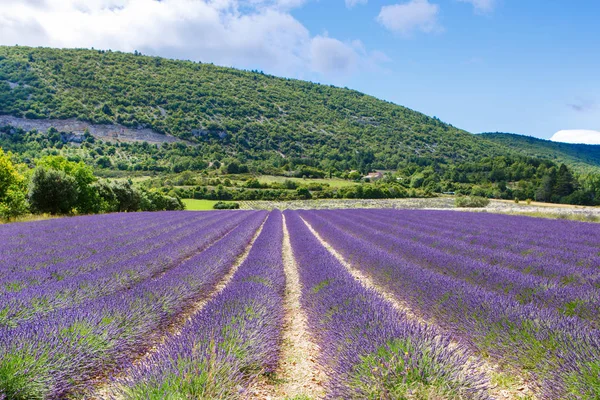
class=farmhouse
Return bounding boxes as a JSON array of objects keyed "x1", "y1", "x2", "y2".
[{"x1": 362, "y1": 171, "x2": 384, "y2": 181}]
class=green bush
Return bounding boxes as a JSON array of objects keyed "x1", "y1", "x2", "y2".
[
  {"x1": 454, "y1": 196, "x2": 490, "y2": 208},
  {"x1": 213, "y1": 201, "x2": 240, "y2": 210},
  {"x1": 28, "y1": 167, "x2": 79, "y2": 214},
  {"x1": 0, "y1": 148, "x2": 28, "y2": 219}
]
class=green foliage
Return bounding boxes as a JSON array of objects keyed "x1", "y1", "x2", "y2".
[
  {"x1": 455, "y1": 196, "x2": 490, "y2": 208},
  {"x1": 108, "y1": 181, "x2": 141, "y2": 212},
  {"x1": 482, "y1": 132, "x2": 600, "y2": 174},
  {"x1": 0, "y1": 185, "x2": 28, "y2": 219},
  {"x1": 0, "y1": 147, "x2": 28, "y2": 219},
  {"x1": 296, "y1": 187, "x2": 312, "y2": 200},
  {"x1": 28, "y1": 167, "x2": 79, "y2": 214},
  {"x1": 1, "y1": 47, "x2": 599, "y2": 207},
  {"x1": 19, "y1": 154, "x2": 184, "y2": 216},
  {"x1": 212, "y1": 201, "x2": 240, "y2": 210},
  {"x1": 348, "y1": 171, "x2": 362, "y2": 181},
  {"x1": 0, "y1": 148, "x2": 22, "y2": 198},
  {"x1": 0, "y1": 46, "x2": 512, "y2": 174},
  {"x1": 348, "y1": 338, "x2": 475, "y2": 399},
  {"x1": 95, "y1": 180, "x2": 183, "y2": 212},
  {"x1": 0, "y1": 349, "x2": 52, "y2": 400},
  {"x1": 37, "y1": 155, "x2": 100, "y2": 214}
]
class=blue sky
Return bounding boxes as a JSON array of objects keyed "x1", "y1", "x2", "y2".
[
  {"x1": 292, "y1": 0, "x2": 600, "y2": 140},
  {"x1": 1, "y1": 0, "x2": 599, "y2": 141}
]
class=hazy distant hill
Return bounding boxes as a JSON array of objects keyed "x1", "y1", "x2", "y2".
[{"x1": 481, "y1": 132, "x2": 600, "y2": 174}]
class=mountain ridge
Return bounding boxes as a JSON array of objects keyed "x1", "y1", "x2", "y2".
[{"x1": 481, "y1": 132, "x2": 600, "y2": 174}]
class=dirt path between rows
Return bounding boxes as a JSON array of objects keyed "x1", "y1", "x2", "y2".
[
  {"x1": 300, "y1": 216, "x2": 537, "y2": 400},
  {"x1": 93, "y1": 216, "x2": 268, "y2": 400},
  {"x1": 249, "y1": 214, "x2": 326, "y2": 400}
]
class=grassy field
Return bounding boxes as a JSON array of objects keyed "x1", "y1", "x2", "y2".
[
  {"x1": 0, "y1": 214, "x2": 60, "y2": 224},
  {"x1": 182, "y1": 199, "x2": 220, "y2": 210},
  {"x1": 256, "y1": 175, "x2": 357, "y2": 188}
]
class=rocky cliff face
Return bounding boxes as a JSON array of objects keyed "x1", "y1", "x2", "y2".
[{"x1": 0, "y1": 116, "x2": 191, "y2": 145}]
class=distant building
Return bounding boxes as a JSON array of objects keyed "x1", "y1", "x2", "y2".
[{"x1": 362, "y1": 171, "x2": 384, "y2": 181}]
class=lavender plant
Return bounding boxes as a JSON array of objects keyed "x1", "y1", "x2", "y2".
[
  {"x1": 299, "y1": 209, "x2": 600, "y2": 398},
  {"x1": 0, "y1": 211, "x2": 266, "y2": 399},
  {"x1": 285, "y1": 211, "x2": 490, "y2": 399},
  {"x1": 114, "y1": 210, "x2": 285, "y2": 399}
]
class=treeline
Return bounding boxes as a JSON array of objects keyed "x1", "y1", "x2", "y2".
[
  {"x1": 2, "y1": 125, "x2": 599, "y2": 207},
  {"x1": 402, "y1": 156, "x2": 599, "y2": 205},
  {"x1": 173, "y1": 183, "x2": 422, "y2": 202},
  {"x1": 143, "y1": 173, "x2": 430, "y2": 202},
  {"x1": 0, "y1": 148, "x2": 183, "y2": 220}
]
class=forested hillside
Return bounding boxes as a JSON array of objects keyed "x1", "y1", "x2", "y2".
[
  {"x1": 482, "y1": 132, "x2": 600, "y2": 173},
  {"x1": 1, "y1": 46, "x2": 600, "y2": 211},
  {"x1": 0, "y1": 46, "x2": 513, "y2": 172}
]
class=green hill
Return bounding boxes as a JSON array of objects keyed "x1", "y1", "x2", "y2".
[
  {"x1": 0, "y1": 46, "x2": 514, "y2": 172},
  {"x1": 2, "y1": 46, "x2": 600, "y2": 207},
  {"x1": 481, "y1": 132, "x2": 600, "y2": 174}
]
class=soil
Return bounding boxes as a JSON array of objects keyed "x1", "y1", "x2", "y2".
[{"x1": 248, "y1": 214, "x2": 327, "y2": 400}]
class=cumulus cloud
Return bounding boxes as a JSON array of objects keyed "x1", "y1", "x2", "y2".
[
  {"x1": 457, "y1": 0, "x2": 496, "y2": 13},
  {"x1": 345, "y1": 0, "x2": 368, "y2": 8},
  {"x1": 309, "y1": 36, "x2": 389, "y2": 80},
  {"x1": 310, "y1": 36, "x2": 358, "y2": 75},
  {"x1": 377, "y1": 0, "x2": 441, "y2": 36},
  {"x1": 550, "y1": 130, "x2": 600, "y2": 145},
  {"x1": 0, "y1": 0, "x2": 384, "y2": 79}
]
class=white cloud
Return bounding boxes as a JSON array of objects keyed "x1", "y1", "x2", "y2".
[
  {"x1": 308, "y1": 36, "x2": 390, "y2": 81},
  {"x1": 550, "y1": 130, "x2": 600, "y2": 145},
  {"x1": 0, "y1": 0, "x2": 385, "y2": 79},
  {"x1": 345, "y1": 0, "x2": 368, "y2": 8},
  {"x1": 377, "y1": 0, "x2": 441, "y2": 36},
  {"x1": 457, "y1": 0, "x2": 496, "y2": 13},
  {"x1": 310, "y1": 36, "x2": 358, "y2": 76}
]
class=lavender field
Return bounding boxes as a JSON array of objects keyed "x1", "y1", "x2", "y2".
[{"x1": 0, "y1": 210, "x2": 599, "y2": 399}]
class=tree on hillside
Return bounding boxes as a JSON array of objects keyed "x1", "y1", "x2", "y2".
[{"x1": 554, "y1": 164, "x2": 576, "y2": 197}]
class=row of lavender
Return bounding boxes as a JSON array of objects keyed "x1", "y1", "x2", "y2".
[
  {"x1": 112, "y1": 210, "x2": 286, "y2": 398},
  {"x1": 0, "y1": 211, "x2": 266, "y2": 399},
  {"x1": 284, "y1": 211, "x2": 490, "y2": 399},
  {"x1": 2, "y1": 208, "x2": 597, "y2": 399},
  {"x1": 0, "y1": 212, "x2": 252, "y2": 328},
  {"x1": 365, "y1": 209, "x2": 600, "y2": 286},
  {"x1": 326, "y1": 209, "x2": 600, "y2": 325},
  {"x1": 300, "y1": 209, "x2": 600, "y2": 398},
  {"x1": 112, "y1": 211, "x2": 493, "y2": 399}
]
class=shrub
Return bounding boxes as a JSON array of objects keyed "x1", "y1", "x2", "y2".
[
  {"x1": 454, "y1": 196, "x2": 490, "y2": 208},
  {"x1": 213, "y1": 201, "x2": 240, "y2": 210},
  {"x1": 0, "y1": 148, "x2": 28, "y2": 219},
  {"x1": 0, "y1": 185, "x2": 28, "y2": 220},
  {"x1": 28, "y1": 167, "x2": 79, "y2": 214}
]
